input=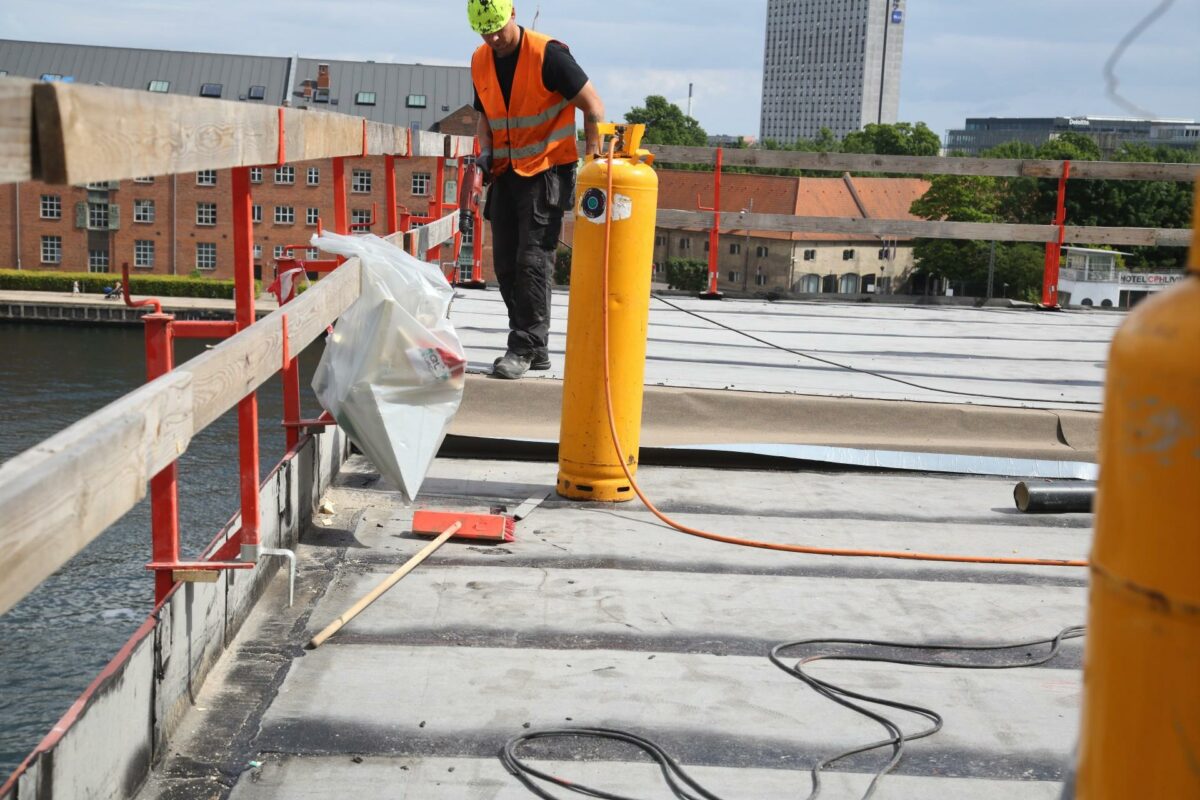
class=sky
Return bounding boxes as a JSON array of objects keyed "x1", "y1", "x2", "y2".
[{"x1": 1, "y1": 0, "x2": 1197, "y2": 139}]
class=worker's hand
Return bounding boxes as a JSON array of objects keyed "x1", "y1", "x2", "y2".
[{"x1": 476, "y1": 150, "x2": 493, "y2": 179}]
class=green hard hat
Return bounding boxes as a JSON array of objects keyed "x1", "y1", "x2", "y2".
[{"x1": 467, "y1": 0, "x2": 513, "y2": 34}]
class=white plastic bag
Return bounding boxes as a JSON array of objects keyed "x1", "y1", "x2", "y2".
[{"x1": 310, "y1": 232, "x2": 465, "y2": 503}]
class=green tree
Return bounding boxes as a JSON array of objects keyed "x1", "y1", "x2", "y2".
[
  {"x1": 842, "y1": 122, "x2": 941, "y2": 156},
  {"x1": 624, "y1": 95, "x2": 708, "y2": 147},
  {"x1": 664, "y1": 258, "x2": 708, "y2": 292}
]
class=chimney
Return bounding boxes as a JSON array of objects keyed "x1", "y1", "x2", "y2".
[{"x1": 317, "y1": 64, "x2": 330, "y2": 90}]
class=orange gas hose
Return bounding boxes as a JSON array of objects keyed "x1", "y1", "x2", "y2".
[{"x1": 596, "y1": 140, "x2": 1087, "y2": 569}]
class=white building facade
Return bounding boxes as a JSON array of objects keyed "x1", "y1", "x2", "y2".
[
  {"x1": 1057, "y1": 248, "x2": 1186, "y2": 309},
  {"x1": 760, "y1": 0, "x2": 906, "y2": 142}
]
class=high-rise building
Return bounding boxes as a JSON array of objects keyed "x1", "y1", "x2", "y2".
[
  {"x1": 945, "y1": 116, "x2": 1200, "y2": 157},
  {"x1": 760, "y1": 0, "x2": 906, "y2": 143}
]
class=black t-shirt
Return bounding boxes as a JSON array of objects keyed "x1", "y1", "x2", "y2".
[{"x1": 473, "y1": 28, "x2": 589, "y2": 112}]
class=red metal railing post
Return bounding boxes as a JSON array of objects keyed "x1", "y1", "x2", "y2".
[
  {"x1": 1041, "y1": 160, "x2": 1072, "y2": 308},
  {"x1": 429, "y1": 154, "x2": 446, "y2": 264},
  {"x1": 231, "y1": 166, "x2": 261, "y2": 560},
  {"x1": 281, "y1": 312, "x2": 301, "y2": 452},
  {"x1": 471, "y1": 138, "x2": 486, "y2": 286},
  {"x1": 144, "y1": 312, "x2": 180, "y2": 603},
  {"x1": 451, "y1": 154, "x2": 466, "y2": 280},
  {"x1": 332, "y1": 157, "x2": 349, "y2": 236},
  {"x1": 698, "y1": 147, "x2": 724, "y2": 299},
  {"x1": 385, "y1": 154, "x2": 399, "y2": 235}
]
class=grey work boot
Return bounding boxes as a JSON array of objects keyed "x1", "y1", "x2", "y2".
[
  {"x1": 492, "y1": 351, "x2": 533, "y2": 380},
  {"x1": 494, "y1": 352, "x2": 551, "y2": 371}
]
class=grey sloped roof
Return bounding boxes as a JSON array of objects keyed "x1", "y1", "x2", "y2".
[
  {"x1": 0, "y1": 39, "x2": 291, "y2": 103},
  {"x1": 293, "y1": 57, "x2": 473, "y2": 128},
  {"x1": 0, "y1": 39, "x2": 472, "y2": 129}
]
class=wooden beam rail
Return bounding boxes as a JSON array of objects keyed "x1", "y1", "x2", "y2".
[
  {"x1": 655, "y1": 209, "x2": 1193, "y2": 249},
  {"x1": 576, "y1": 141, "x2": 1200, "y2": 183},
  {"x1": 0, "y1": 260, "x2": 362, "y2": 617},
  {"x1": 645, "y1": 144, "x2": 1200, "y2": 182},
  {"x1": 24, "y1": 80, "x2": 473, "y2": 185},
  {"x1": 386, "y1": 210, "x2": 461, "y2": 255},
  {"x1": 0, "y1": 78, "x2": 35, "y2": 184}
]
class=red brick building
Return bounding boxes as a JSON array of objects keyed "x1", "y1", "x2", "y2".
[{"x1": 0, "y1": 39, "x2": 492, "y2": 282}]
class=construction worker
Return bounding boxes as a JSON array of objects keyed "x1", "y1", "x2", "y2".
[{"x1": 467, "y1": 0, "x2": 605, "y2": 379}]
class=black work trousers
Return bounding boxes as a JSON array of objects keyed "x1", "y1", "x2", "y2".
[{"x1": 485, "y1": 165, "x2": 573, "y2": 358}]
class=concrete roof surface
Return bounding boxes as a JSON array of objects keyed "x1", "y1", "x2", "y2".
[
  {"x1": 134, "y1": 455, "x2": 1090, "y2": 800},
  {"x1": 450, "y1": 292, "x2": 1118, "y2": 411}
]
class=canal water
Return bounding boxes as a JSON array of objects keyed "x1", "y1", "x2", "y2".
[{"x1": 0, "y1": 321, "x2": 326, "y2": 779}]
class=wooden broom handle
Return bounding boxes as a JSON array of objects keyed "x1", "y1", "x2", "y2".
[{"x1": 308, "y1": 521, "x2": 462, "y2": 649}]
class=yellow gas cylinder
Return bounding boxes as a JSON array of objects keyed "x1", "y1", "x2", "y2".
[
  {"x1": 558, "y1": 124, "x2": 658, "y2": 501},
  {"x1": 1075, "y1": 183, "x2": 1200, "y2": 798}
]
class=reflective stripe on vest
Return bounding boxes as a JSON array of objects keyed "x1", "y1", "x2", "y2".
[
  {"x1": 472, "y1": 30, "x2": 578, "y2": 177},
  {"x1": 494, "y1": 123, "x2": 576, "y2": 161}
]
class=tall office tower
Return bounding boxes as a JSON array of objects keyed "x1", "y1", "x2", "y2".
[{"x1": 760, "y1": 0, "x2": 906, "y2": 143}]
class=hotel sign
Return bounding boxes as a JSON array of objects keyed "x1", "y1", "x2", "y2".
[{"x1": 1119, "y1": 273, "x2": 1186, "y2": 287}]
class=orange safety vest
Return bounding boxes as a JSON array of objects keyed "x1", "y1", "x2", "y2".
[{"x1": 471, "y1": 30, "x2": 579, "y2": 177}]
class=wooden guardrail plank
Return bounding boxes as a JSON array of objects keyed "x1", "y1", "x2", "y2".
[
  {"x1": 0, "y1": 77, "x2": 36, "y2": 184},
  {"x1": 0, "y1": 372, "x2": 194, "y2": 617},
  {"x1": 654, "y1": 209, "x2": 1193, "y2": 248},
  {"x1": 412, "y1": 211, "x2": 460, "y2": 253},
  {"x1": 575, "y1": 141, "x2": 1199, "y2": 183},
  {"x1": 31, "y1": 82, "x2": 468, "y2": 185},
  {"x1": 185, "y1": 260, "x2": 360, "y2": 431},
  {"x1": 0, "y1": 260, "x2": 361, "y2": 615}
]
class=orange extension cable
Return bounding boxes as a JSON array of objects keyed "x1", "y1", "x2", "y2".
[{"x1": 596, "y1": 140, "x2": 1088, "y2": 569}]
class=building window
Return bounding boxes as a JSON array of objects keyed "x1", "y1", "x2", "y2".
[
  {"x1": 803, "y1": 249, "x2": 816, "y2": 261},
  {"x1": 306, "y1": 207, "x2": 319, "y2": 226},
  {"x1": 351, "y1": 209, "x2": 372, "y2": 228},
  {"x1": 133, "y1": 176, "x2": 155, "y2": 184},
  {"x1": 729, "y1": 243, "x2": 742, "y2": 255},
  {"x1": 679, "y1": 238, "x2": 691, "y2": 252},
  {"x1": 253, "y1": 244, "x2": 262, "y2": 260},
  {"x1": 197, "y1": 170, "x2": 217, "y2": 186},
  {"x1": 40, "y1": 195, "x2": 62, "y2": 220},
  {"x1": 247, "y1": 85, "x2": 266, "y2": 101},
  {"x1": 703, "y1": 240, "x2": 710, "y2": 252},
  {"x1": 274, "y1": 205, "x2": 295, "y2": 224},
  {"x1": 655, "y1": 236, "x2": 665, "y2": 247},
  {"x1": 727, "y1": 271, "x2": 741, "y2": 282},
  {"x1": 41, "y1": 236, "x2": 62, "y2": 264},
  {"x1": 842, "y1": 249, "x2": 855, "y2": 261},
  {"x1": 313, "y1": 88, "x2": 330, "y2": 103},
  {"x1": 134, "y1": 240, "x2": 155, "y2": 268},
  {"x1": 134, "y1": 199, "x2": 156, "y2": 223},
  {"x1": 275, "y1": 166, "x2": 295, "y2": 185},
  {"x1": 196, "y1": 202, "x2": 217, "y2": 226},
  {"x1": 356, "y1": 91, "x2": 377, "y2": 106},
  {"x1": 147, "y1": 80, "x2": 170, "y2": 93},
  {"x1": 199, "y1": 83, "x2": 223, "y2": 98},
  {"x1": 252, "y1": 204, "x2": 262, "y2": 223},
  {"x1": 307, "y1": 167, "x2": 320, "y2": 186},
  {"x1": 85, "y1": 181, "x2": 113, "y2": 191},
  {"x1": 755, "y1": 273, "x2": 767, "y2": 286},
  {"x1": 88, "y1": 250, "x2": 110, "y2": 273},
  {"x1": 756, "y1": 246, "x2": 769, "y2": 258},
  {"x1": 411, "y1": 172, "x2": 431, "y2": 196},
  {"x1": 273, "y1": 245, "x2": 286, "y2": 259},
  {"x1": 352, "y1": 169, "x2": 372, "y2": 193},
  {"x1": 196, "y1": 243, "x2": 217, "y2": 270},
  {"x1": 88, "y1": 202, "x2": 110, "y2": 230},
  {"x1": 250, "y1": 167, "x2": 263, "y2": 184},
  {"x1": 406, "y1": 94, "x2": 427, "y2": 108}
]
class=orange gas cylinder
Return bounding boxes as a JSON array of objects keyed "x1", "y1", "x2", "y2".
[{"x1": 1075, "y1": 184, "x2": 1200, "y2": 798}]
